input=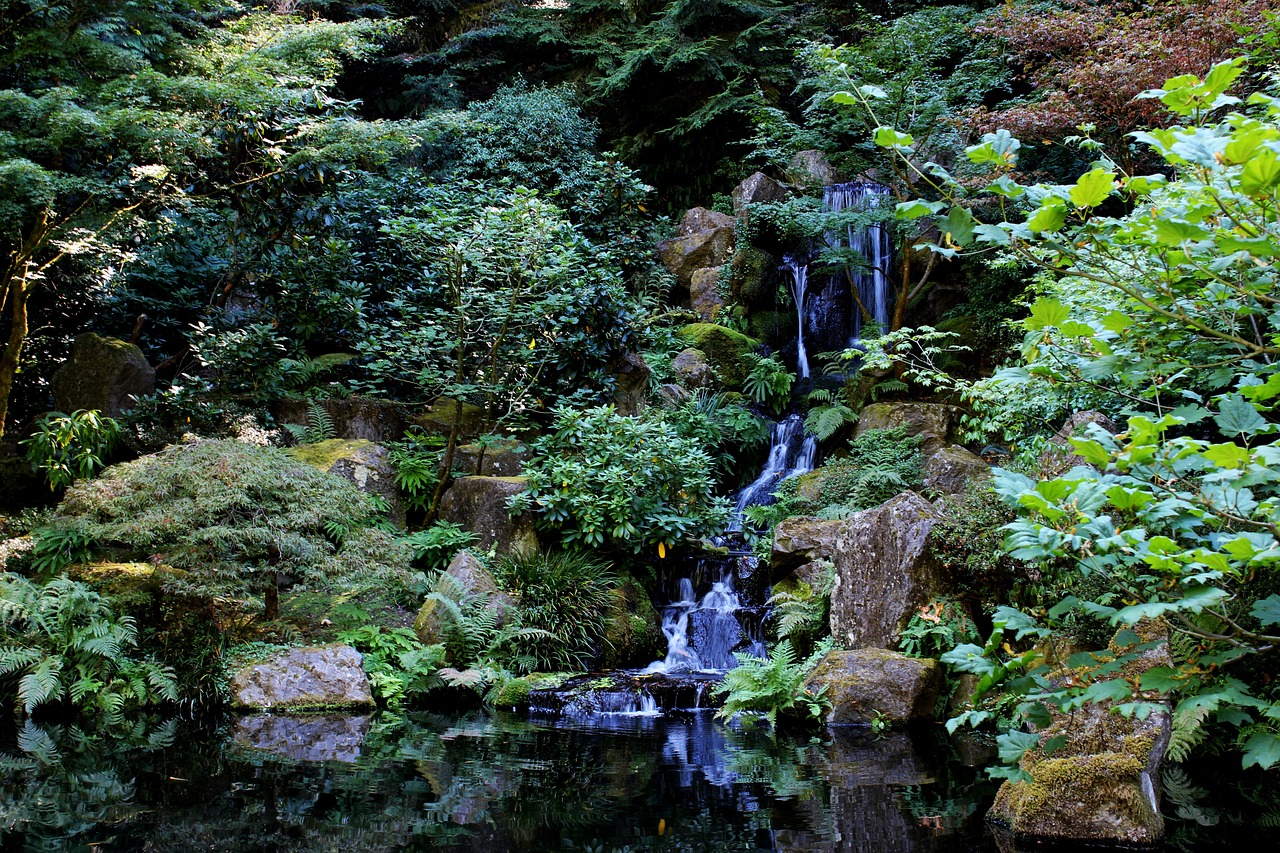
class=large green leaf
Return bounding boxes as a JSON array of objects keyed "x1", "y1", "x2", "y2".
[
  {"x1": 1069, "y1": 168, "x2": 1116, "y2": 208},
  {"x1": 1215, "y1": 395, "x2": 1269, "y2": 439}
]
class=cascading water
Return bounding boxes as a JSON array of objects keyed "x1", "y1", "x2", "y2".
[
  {"x1": 729, "y1": 414, "x2": 818, "y2": 530},
  {"x1": 645, "y1": 562, "x2": 767, "y2": 676},
  {"x1": 784, "y1": 258, "x2": 810, "y2": 379},
  {"x1": 823, "y1": 181, "x2": 892, "y2": 342}
]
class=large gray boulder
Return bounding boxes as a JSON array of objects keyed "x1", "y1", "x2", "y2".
[
  {"x1": 671, "y1": 347, "x2": 714, "y2": 389},
  {"x1": 285, "y1": 438, "x2": 405, "y2": 527},
  {"x1": 657, "y1": 216, "x2": 735, "y2": 286},
  {"x1": 689, "y1": 267, "x2": 725, "y2": 321},
  {"x1": 679, "y1": 206, "x2": 735, "y2": 235},
  {"x1": 989, "y1": 624, "x2": 1173, "y2": 844},
  {"x1": 787, "y1": 150, "x2": 842, "y2": 189},
  {"x1": 803, "y1": 648, "x2": 943, "y2": 725},
  {"x1": 609, "y1": 351, "x2": 651, "y2": 416},
  {"x1": 830, "y1": 491, "x2": 946, "y2": 649},
  {"x1": 441, "y1": 439, "x2": 528, "y2": 478},
  {"x1": 770, "y1": 516, "x2": 843, "y2": 576},
  {"x1": 233, "y1": 713, "x2": 370, "y2": 763},
  {"x1": 414, "y1": 550, "x2": 516, "y2": 648},
  {"x1": 732, "y1": 172, "x2": 790, "y2": 211},
  {"x1": 855, "y1": 402, "x2": 957, "y2": 456},
  {"x1": 923, "y1": 444, "x2": 990, "y2": 495},
  {"x1": 438, "y1": 475, "x2": 539, "y2": 557},
  {"x1": 51, "y1": 333, "x2": 154, "y2": 416},
  {"x1": 229, "y1": 644, "x2": 373, "y2": 711}
]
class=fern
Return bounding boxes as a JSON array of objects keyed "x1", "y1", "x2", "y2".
[
  {"x1": 713, "y1": 638, "x2": 833, "y2": 727},
  {"x1": 768, "y1": 560, "x2": 834, "y2": 658},
  {"x1": 286, "y1": 399, "x2": 337, "y2": 444},
  {"x1": 1167, "y1": 701, "x2": 1213, "y2": 764}
]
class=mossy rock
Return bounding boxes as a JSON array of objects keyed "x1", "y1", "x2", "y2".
[
  {"x1": 802, "y1": 648, "x2": 943, "y2": 725},
  {"x1": 729, "y1": 246, "x2": 779, "y2": 308},
  {"x1": 747, "y1": 309, "x2": 787, "y2": 344},
  {"x1": 414, "y1": 396, "x2": 487, "y2": 438},
  {"x1": 69, "y1": 561, "x2": 188, "y2": 607},
  {"x1": 285, "y1": 439, "x2": 404, "y2": 528},
  {"x1": 676, "y1": 323, "x2": 760, "y2": 387},
  {"x1": 599, "y1": 579, "x2": 662, "y2": 668}
]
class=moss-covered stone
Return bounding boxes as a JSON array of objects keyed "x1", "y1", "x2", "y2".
[
  {"x1": 729, "y1": 246, "x2": 779, "y2": 308},
  {"x1": 438, "y1": 475, "x2": 539, "y2": 557},
  {"x1": 228, "y1": 643, "x2": 374, "y2": 711},
  {"x1": 285, "y1": 439, "x2": 404, "y2": 527},
  {"x1": 50, "y1": 332, "x2": 155, "y2": 417},
  {"x1": 802, "y1": 648, "x2": 943, "y2": 725},
  {"x1": 415, "y1": 396, "x2": 487, "y2": 438},
  {"x1": 676, "y1": 323, "x2": 760, "y2": 387},
  {"x1": 600, "y1": 579, "x2": 662, "y2": 669}
]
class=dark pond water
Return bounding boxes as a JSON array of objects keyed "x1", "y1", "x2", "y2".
[{"x1": 0, "y1": 711, "x2": 1272, "y2": 852}]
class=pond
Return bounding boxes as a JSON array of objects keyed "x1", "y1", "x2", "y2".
[{"x1": 0, "y1": 711, "x2": 1271, "y2": 852}]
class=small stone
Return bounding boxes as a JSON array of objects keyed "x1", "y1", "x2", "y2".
[
  {"x1": 51, "y1": 333, "x2": 155, "y2": 417},
  {"x1": 609, "y1": 352, "x2": 651, "y2": 416},
  {"x1": 441, "y1": 439, "x2": 528, "y2": 477},
  {"x1": 229, "y1": 644, "x2": 373, "y2": 711},
  {"x1": 679, "y1": 206, "x2": 735, "y2": 236},
  {"x1": 803, "y1": 648, "x2": 943, "y2": 725}
]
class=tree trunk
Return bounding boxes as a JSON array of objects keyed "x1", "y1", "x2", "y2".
[{"x1": 0, "y1": 276, "x2": 30, "y2": 445}]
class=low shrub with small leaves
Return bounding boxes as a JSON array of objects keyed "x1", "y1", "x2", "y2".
[{"x1": 30, "y1": 440, "x2": 414, "y2": 612}]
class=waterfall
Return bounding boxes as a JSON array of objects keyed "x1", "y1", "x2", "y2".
[
  {"x1": 728, "y1": 414, "x2": 818, "y2": 530},
  {"x1": 645, "y1": 570, "x2": 765, "y2": 674},
  {"x1": 823, "y1": 181, "x2": 892, "y2": 342},
  {"x1": 784, "y1": 257, "x2": 810, "y2": 379}
]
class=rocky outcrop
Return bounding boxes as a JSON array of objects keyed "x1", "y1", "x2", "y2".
[
  {"x1": 989, "y1": 624, "x2": 1173, "y2": 844},
  {"x1": 855, "y1": 402, "x2": 956, "y2": 456},
  {"x1": 728, "y1": 246, "x2": 779, "y2": 308},
  {"x1": 599, "y1": 579, "x2": 663, "y2": 669},
  {"x1": 272, "y1": 396, "x2": 406, "y2": 443},
  {"x1": 770, "y1": 516, "x2": 843, "y2": 576},
  {"x1": 1040, "y1": 410, "x2": 1120, "y2": 476},
  {"x1": 830, "y1": 491, "x2": 946, "y2": 649},
  {"x1": 441, "y1": 439, "x2": 528, "y2": 478},
  {"x1": 415, "y1": 550, "x2": 516, "y2": 648},
  {"x1": 285, "y1": 438, "x2": 405, "y2": 527},
  {"x1": 233, "y1": 713, "x2": 370, "y2": 763},
  {"x1": 787, "y1": 150, "x2": 842, "y2": 189},
  {"x1": 732, "y1": 172, "x2": 790, "y2": 211},
  {"x1": 923, "y1": 444, "x2": 990, "y2": 495},
  {"x1": 803, "y1": 648, "x2": 944, "y2": 725},
  {"x1": 438, "y1": 475, "x2": 538, "y2": 557},
  {"x1": 51, "y1": 333, "x2": 154, "y2": 416},
  {"x1": 609, "y1": 352, "x2": 651, "y2": 416},
  {"x1": 671, "y1": 348, "x2": 714, "y2": 389},
  {"x1": 229, "y1": 644, "x2": 373, "y2": 711},
  {"x1": 657, "y1": 209, "x2": 735, "y2": 286},
  {"x1": 689, "y1": 267, "x2": 725, "y2": 321},
  {"x1": 416, "y1": 396, "x2": 487, "y2": 439},
  {"x1": 676, "y1": 323, "x2": 760, "y2": 386}
]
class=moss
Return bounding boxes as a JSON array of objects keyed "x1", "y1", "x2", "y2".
[
  {"x1": 771, "y1": 575, "x2": 813, "y2": 603},
  {"x1": 284, "y1": 438, "x2": 373, "y2": 471},
  {"x1": 415, "y1": 396, "x2": 486, "y2": 437},
  {"x1": 677, "y1": 323, "x2": 760, "y2": 386},
  {"x1": 995, "y1": 751, "x2": 1149, "y2": 828},
  {"x1": 490, "y1": 676, "x2": 533, "y2": 708},
  {"x1": 600, "y1": 579, "x2": 661, "y2": 668}
]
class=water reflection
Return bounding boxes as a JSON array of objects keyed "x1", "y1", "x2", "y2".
[{"x1": 1, "y1": 713, "x2": 1270, "y2": 852}]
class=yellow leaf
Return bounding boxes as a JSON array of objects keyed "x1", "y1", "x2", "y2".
[
  {"x1": 528, "y1": 338, "x2": 536, "y2": 349},
  {"x1": 658, "y1": 542, "x2": 666, "y2": 559}
]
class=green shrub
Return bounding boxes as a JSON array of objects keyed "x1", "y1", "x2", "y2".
[
  {"x1": 742, "y1": 353, "x2": 794, "y2": 415},
  {"x1": 492, "y1": 549, "x2": 619, "y2": 673},
  {"x1": 402, "y1": 522, "x2": 476, "y2": 573},
  {"x1": 511, "y1": 406, "x2": 730, "y2": 552},
  {"x1": 32, "y1": 440, "x2": 413, "y2": 610},
  {"x1": 897, "y1": 597, "x2": 978, "y2": 659},
  {"x1": 0, "y1": 573, "x2": 178, "y2": 719},
  {"x1": 21, "y1": 410, "x2": 121, "y2": 491},
  {"x1": 337, "y1": 624, "x2": 447, "y2": 710}
]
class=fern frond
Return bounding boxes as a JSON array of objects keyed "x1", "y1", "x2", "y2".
[
  {"x1": 1167, "y1": 701, "x2": 1212, "y2": 763},
  {"x1": 19, "y1": 655, "x2": 64, "y2": 714}
]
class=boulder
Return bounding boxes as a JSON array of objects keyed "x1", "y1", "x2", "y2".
[
  {"x1": 989, "y1": 623, "x2": 1173, "y2": 844},
  {"x1": 600, "y1": 579, "x2": 664, "y2": 668},
  {"x1": 438, "y1": 475, "x2": 539, "y2": 557},
  {"x1": 229, "y1": 644, "x2": 373, "y2": 711},
  {"x1": 855, "y1": 402, "x2": 957, "y2": 456},
  {"x1": 441, "y1": 438, "x2": 528, "y2": 478},
  {"x1": 1040, "y1": 410, "x2": 1120, "y2": 477},
  {"x1": 271, "y1": 396, "x2": 407, "y2": 444},
  {"x1": 657, "y1": 383, "x2": 691, "y2": 406},
  {"x1": 787, "y1": 150, "x2": 842, "y2": 189},
  {"x1": 233, "y1": 713, "x2": 370, "y2": 763},
  {"x1": 770, "y1": 516, "x2": 843, "y2": 576},
  {"x1": 51, "y1": 333, "x2": 154, "y2": 417},
  {"x1": 671, "y1": 347, "x2": 714, "y2": 389},
  {"x1": 732, "y1": 171, "x2": 790, "y2": 211},
  {"x1": 416, "y1": 396, "x2": 487, "y2": 439},
  {"x1": 609, "y1": 351, "x2": 651, "y2": 416},
  {"x1": 830, "y1": 491, "x2": 946, "y2": 649},
  {"x1": 689, "y1": 267, "x2": 725, "y2": 321},
  {"x1": 679, "y1": 206, "x2": 735, "y2": 235},
  {"x1": 803, "y1": 648, "x2": 943, "y2": 725},
  {"x1": 657, "y1": 225, "x2": 735, "y2": 286},
  {"x1": 676, "y1": 323, "x2": 760, "y2": 386},
  {"x1": 923, "y1": 444, "x2": 990, "y2": 495},
  {"x1": 285, "y1": 438, "x2": 405, "y2": 528},
  {"x1": 728, "y1": 246, "x2": 779, "y2": 308},
  {"x1": 414, "y1": 550, "x2": 516, "y2": 647}
]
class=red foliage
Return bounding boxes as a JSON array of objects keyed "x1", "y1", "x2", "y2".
[{"x1": 968, "y1": 0, "x2": 1279, "y2": 164}]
